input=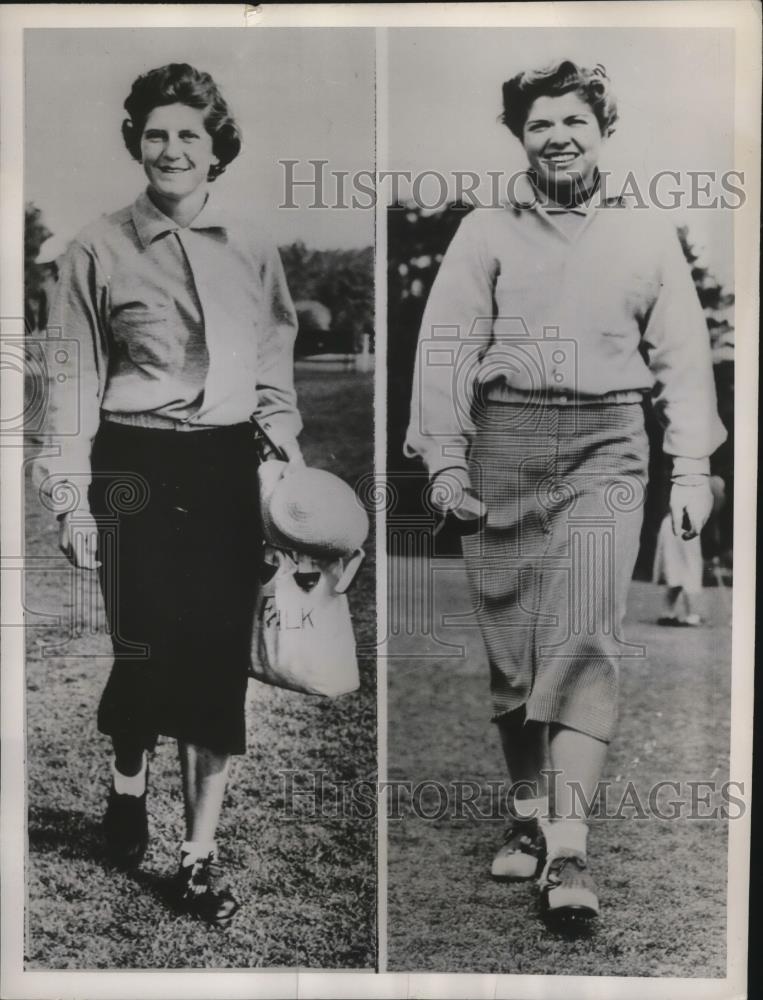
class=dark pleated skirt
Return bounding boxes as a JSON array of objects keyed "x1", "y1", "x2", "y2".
[{"x1": 88, "y1": 421, "x2": 260, "y2": 755}]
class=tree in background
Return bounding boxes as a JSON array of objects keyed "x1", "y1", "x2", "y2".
[
  {"x1": 24, "y1": 203, "x2": 52, "y2": 332},
  {"x1": 280, "y1": 241, "x2": 373, "y2": 356},
  {"x1": 386, "y1": 203, "x2": 474, "y2": 545}
]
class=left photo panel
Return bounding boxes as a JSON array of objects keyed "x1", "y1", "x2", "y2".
[{"x1": 23, "y1": 27, "x2": 376, "y2": 969}]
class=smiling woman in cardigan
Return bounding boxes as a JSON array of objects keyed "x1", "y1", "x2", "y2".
[{"x1": 405, "y1": 60, "x2": 725, "y2": 927}]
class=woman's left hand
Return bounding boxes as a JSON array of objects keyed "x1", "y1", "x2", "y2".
[{"x1": 670, "y1": 476, "x2": 713, "y2": 540}]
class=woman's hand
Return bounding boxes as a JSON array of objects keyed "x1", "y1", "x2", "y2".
[
  {"x1": 670, "y1": 476, "x2": 713, "y2": 540},
  {"x1": 279, "y1": 436, "x2": 306, "y2": 474},
  {"x1": 430, "y1": 467, "x2": 472, "y2": 512},
  {"x1": 429, "y1": 467, "x2": 488, "y2": 536},
  {"x1": 58, "y1": 509, "x2": 101, "y2": 570}
]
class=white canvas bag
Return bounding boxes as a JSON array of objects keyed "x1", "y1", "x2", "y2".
[{"x1": 252, "y1": 546, "x2": 363, "y2": 697}]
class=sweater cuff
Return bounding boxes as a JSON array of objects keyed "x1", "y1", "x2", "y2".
[
  {"x1": 425, "y1": 453, "x2": 469, "y2": 480},
  {"x1": 672, "y1": 456, "x2": 710, "y2": 477}
]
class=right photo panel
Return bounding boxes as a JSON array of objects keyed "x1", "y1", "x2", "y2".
[{"x1": 385, "y1": 27, "x2": 737, "y2": 975}]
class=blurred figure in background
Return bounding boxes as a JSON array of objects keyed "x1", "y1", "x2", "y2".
[{"x1": 654, "y1": 473, "x2": 726, "y2": 626}]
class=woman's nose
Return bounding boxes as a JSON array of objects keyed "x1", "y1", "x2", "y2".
[
  {"x1": 164, "y1": 136, "x2": 183, "y2": 159},
  {"x1": 547, "y1": 125, "x2": 572, "y2": 147}
]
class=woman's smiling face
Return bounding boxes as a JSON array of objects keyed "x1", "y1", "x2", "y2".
[
  {"x1": 522, "y1": 91, "x2": 604, "y2": 190},
  {"x1": 140, "y1": 103, "x2": 218, "y2": 202}
]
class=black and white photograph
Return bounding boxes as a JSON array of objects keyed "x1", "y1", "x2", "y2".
[
  {"x1": 0, "y1": 4, "x2": 759, "y2": 1000},
  {"x1": 17, "y1": 24, "x2": 376, "y2": 971},
  {"x1": 385, "y1": 24, "x2": 751, "y2": 980}
]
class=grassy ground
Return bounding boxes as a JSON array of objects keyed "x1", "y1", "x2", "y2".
[
  {"x1": 387, "y1": 560, "x2": 731, "y2": 976},
  {"x1": 24, "y1": 368, "x2": 376, "y2": 970}
]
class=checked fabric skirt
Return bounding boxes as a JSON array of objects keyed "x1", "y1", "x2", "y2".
[{"x1": 461, "y1": 400, "x2": 649, "y2": 742}]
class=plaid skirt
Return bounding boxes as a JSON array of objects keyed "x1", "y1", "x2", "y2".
[
  {"x1": 88, "y1": 421, "x2": 261, "y2": 756},
  {"x1": 461, "y1": 400, "x2": 649, "y2": 742}
]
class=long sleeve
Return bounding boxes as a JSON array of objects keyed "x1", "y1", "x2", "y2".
[
  {"x1": 254, "y1": 242, "x2": 302, "y2": 448},
  {"x1": 642, "y1": 220, "x2": 727, "y2": 463},
  {"x1": 32, "y1": 241, "x2": 109, "y2": 512},
  {"x1": 403, "y1": 211, "x2": 498, "y2": 477}
]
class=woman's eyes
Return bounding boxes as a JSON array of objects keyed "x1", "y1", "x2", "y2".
[
  {"x1": 142, "y1": 132, "x2": 201, "y2": 142},
  {"x1": 527, "y1": 118, "x2": 591, "y2": 131}
]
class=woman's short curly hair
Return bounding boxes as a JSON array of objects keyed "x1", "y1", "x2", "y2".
[
  {"x1": 501, "y1": 59, "x2": 618, "y2": 140},
  {"x1": 122, "y1": 63, "x2": 241, "y2": 181}
]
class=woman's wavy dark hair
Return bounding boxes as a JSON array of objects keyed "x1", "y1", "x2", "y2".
[
  {"x1": 122, "y1": 63, "x2": 241, "y2": 181},
  {"x1": 500, "y1": 60, "x2": 618, "y2": 140}
]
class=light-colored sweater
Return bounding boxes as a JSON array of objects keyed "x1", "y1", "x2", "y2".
[{"x1": 404, "y1": 176, "x2": 726, "y2": 477}]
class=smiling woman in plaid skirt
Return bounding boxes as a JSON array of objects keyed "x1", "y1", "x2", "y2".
[{"x1": 405, "y1": 60, "x2": 726, "y2": 926}]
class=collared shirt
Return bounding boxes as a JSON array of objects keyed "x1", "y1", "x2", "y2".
[
  {"x1": 35, "y1": 189, "x2": 301, "y2": 500},
  {"x1": 404, "y1": 173, "x2": 726, "y2": 477}
]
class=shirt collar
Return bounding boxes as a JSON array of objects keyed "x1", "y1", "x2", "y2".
[
  {"x1": 507, "y1": 171, "x2": 621, "y2": 217},
  {"x1": 131, "y1": 189, "x2": 229, "y2": 249}
]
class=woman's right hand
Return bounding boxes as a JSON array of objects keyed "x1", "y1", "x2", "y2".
[
  {"x1": 58, "y1": 509, "x2": 101, "y2": 570},
  {"x1": 430, "y1": 467, "x2": 473, "y2": 512},
  {"x1": 429, "y1": 467, "x2": 488, "y2": 536}
]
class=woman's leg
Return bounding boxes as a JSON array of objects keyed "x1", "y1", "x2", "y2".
[
  {"x1": 536, "y1": 724, "x2": 608, "y2": 921},
  {"x1": 548, "y1": 724, "x2": 608, "y2": 825},
  {"x1": 103, "y1": 734, "x2": 150, "y2": 870},
  {"x1": 178, "y1": 741, "x2": 232, "y2": 846},
  {"x1": 112, "y1": 737, "x2": 146, "y2": 778},
  {"x1": 679, "y1": 588, "x2": 702, "y2": 624},
  {"x1": 497, "y1": 708, "x2": 549, "y2": 804},
  {"x1": 530, "y1": 405, "x2": 647, "y2": 920},
  {"x1": 662, "y1": 585, "x2": 682, "y2": 619},
  {"x1": 491, "y1": 708, "x2": 550, "y2": 880},
  {"x1": 175, "y1": 740, "x2": 239, "y2": 925}
]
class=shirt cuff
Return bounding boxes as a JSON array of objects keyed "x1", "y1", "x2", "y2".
[
  {"x1": 260, "y1": 416, "x2": 302, "y2": 450},
  {"x1": 672, "y1": 456, "x2": 711, "y2": 477}
]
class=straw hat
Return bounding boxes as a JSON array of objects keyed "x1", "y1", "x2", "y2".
[{"x1": 259, "y1": 462, "x2": 369, "y2": 558}]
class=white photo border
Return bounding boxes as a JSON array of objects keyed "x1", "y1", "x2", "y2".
[{"x1": 1, "y1": 3, "x2": 759, "y2": 999}]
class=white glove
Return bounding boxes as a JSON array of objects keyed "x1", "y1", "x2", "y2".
[{"x1": 429, "y1": 468, "x2": 487, "y2": 535}]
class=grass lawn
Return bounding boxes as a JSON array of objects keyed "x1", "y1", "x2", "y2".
[
  {"x1": 387, "y1": 560, "x2": 732, "y2": 977},
  {"x1": 24, "y1": 367, "x2": 377, "y2": 969}
]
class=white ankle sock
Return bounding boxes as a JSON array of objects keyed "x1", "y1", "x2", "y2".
[
  {"x1": 544, "y1": 819, "x2": 588, "y2": 859},
  {"x1": 112, "y1": 752, "x2": 147, "y2": 797},
  {"x1": 181, "y1": 840, "x2": 217, "y2": 866},
  {"x1": 513, "y1": 794, "x2": 551, "y2": 829}
]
